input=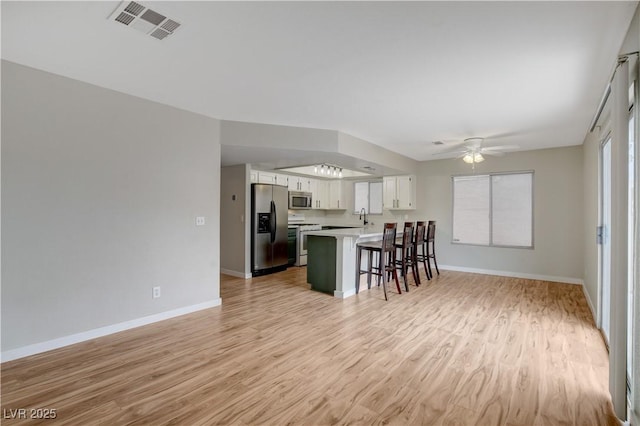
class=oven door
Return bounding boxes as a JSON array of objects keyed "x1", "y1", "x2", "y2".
[{"x1": 296, "y1": 229, "x2": 309, "y2": 266}]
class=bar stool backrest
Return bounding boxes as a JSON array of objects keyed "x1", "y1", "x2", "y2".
[
  {"x1": 415, "y1": 221, "x2": 425, "y2": 245},
  {"x1": 427, "y1": 220, "x2": 436, "y2": 242},
  {"x1": 382, "y1": 223, "x2": 397, "y2": 252},
  {"x1": 402, "y1": 222, "x2": 414, "y2": 247}
]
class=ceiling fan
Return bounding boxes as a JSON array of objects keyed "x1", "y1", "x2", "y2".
[{"x1": 432, "y1": 137, "x2": 519, "y2": 167}]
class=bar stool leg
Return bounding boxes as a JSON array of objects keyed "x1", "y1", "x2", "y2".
[
  {"x1": 355, "y1": 245, "x2": 362, "y2": 294},
  {"x1": 426, "y1": 250, "x2": 433, "y2": 280},
  {"x1": 380, "y1": 248, "x2": 388, "y2": 301},
  {"x1": 367, "y1": 249, "x2": 373, "y2": 289},
  {"x1": 431, "y1": 243, "x2": 440, "y2": 276},
  {"x1": 421, "y1": 242, "x2": 431, "y2": 280},
  {"x1": 402, "y1": 248, "x2": 409, "y2": 292},
  {"x1": 411, "y1": 245, "x2": 420, "y2": 286}
]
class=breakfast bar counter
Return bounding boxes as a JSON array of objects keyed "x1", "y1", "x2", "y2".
[{"x1": 305, "y1": 227, "x2": 383, "y2": 298}]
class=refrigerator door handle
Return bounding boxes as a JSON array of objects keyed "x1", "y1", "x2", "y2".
[{"x1": 270, "y1": 200, "x2": 276, "y2": 243}]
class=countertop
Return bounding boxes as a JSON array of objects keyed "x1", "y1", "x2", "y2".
[{"x1": 304, "y1": 226, "x2": 383, "y2": 240}]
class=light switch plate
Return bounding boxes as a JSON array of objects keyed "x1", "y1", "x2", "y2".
[{"x1": 196, "y1": 216, "x2": 205, "y2": 226}]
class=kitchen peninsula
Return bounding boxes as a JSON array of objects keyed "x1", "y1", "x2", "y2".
[{"x1": 305, "y1": 227, "x2": 383, "y2": 298}]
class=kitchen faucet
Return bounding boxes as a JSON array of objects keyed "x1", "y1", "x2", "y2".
[{"x1": 359, "y1": 208, "x2": 368, "y2": 226}]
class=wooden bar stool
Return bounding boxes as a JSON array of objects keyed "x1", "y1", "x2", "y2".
[
  {"x1": 414, "y1": 221, "x2": 430, "y2": 281},
  {"x1": 413, "y1": 221, "x2": 431, "y2": 280},
  {"x1": 425, "y1": 220, "x2": 440, "y2": 278},
  {"x1": 356, "y1": 223, "x2": 400, "y2": 301},
  {"x1": 394, "y1": 222, "x2": 419, "y2": 291}
]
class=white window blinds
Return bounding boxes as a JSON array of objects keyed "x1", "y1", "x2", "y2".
[
  {"x1": 452, "y1": 175, "x2": 490, "y2": 245},
  {"x1": 452, "y1": 171, "x2": 533, "y2": 248}
]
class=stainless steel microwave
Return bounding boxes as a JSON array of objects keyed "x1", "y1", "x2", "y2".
[{"x1": 289, "y1": 191, "x2": 312, "y2": 209}]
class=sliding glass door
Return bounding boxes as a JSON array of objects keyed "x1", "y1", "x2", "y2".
[
  {"x1": 628, "y1": 82, "x2": 637, "y2": 418},
  {"x1": 601, "y1": 137, "x2": 612, "y2": 344}
]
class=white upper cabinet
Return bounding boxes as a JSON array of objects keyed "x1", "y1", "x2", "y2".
[
  {"x1": 308, "y1": 179, "x2": 318, "y2": 198},
  {"x1": 311, "y1": 180, "x2": 343, "y2": 209},
  {"x1": 288, "y1": 176, "x2": 312, "y2": 192},
  {"x1": 383, "y1": 175, "x2": 416, "y2": 210},
  {"x1": 383, "y1": 177, "x2": 397, "y2": 209},
  {"x1": 314, "y1": 180, "x2": 328, "y2": 209},
  {"x1": 249, "y1": 169, "x2": 345, "y2": 209},
  {"x1": 256, "y1": 171, "x2": 277, "y2": 185},
  {"x1": 327, "y1": 180, "x2": 345, "y2": 210},
  {"x1": 277, "y1": 173, "x2": 290, "y2": 187},
  {"x1": 252, "y1": 170, "x2": 288, "y2": 186}
]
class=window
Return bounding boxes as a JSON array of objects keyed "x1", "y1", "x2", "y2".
[
  {"x1": 354, "y1": 181, "x2": 383, "y2": 214},
  {"x1": 452, "y1": 171, "x2": 533, "y2": 248}
]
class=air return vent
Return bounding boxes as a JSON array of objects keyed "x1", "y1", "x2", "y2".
[{"x1": 109, "y1": 1, "x2": 181, "y2": 41}]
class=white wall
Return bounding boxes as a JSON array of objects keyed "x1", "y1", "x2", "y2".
[
  {"x1": 304, "y1": 146, "x2": 585, "y2": 283},
  {"x1": 221, "y1": 120, "x2": 338, "y2": 152},
  {"x1": 337, "y1": 132, "x2": 418, "y2": 174},
  {"x1": 321, "y1": 178, "x2": 421, "y2": 226},
  {"x1": 1, "y1": 61, "x2": 221, "y2": 356},
  {"x1": 220, "y1": 164, "x2": 250, "y2": 277},
  {"x1": 416, "y1": 146, "x2": 584, "y2": 282}
]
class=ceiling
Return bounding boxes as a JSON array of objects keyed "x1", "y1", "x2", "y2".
[{"x1": 2, "y1": 1, "x2": 637, "y2": 168}]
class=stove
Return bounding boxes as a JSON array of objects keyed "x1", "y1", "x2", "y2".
[
  {"x1": 295, "y1": 224, "x2": 322, "y2": 266},
  {"x1": 288, "y1": 214, "x2": 322, "y2": 266}
]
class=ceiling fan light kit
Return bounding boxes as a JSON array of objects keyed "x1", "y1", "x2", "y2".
[
  {"x1": 432, "y1": 136, "x2": 518, "y2": 168},
  {"x1": 463, "y1": 153, "x2": 484, "y2": 164}
]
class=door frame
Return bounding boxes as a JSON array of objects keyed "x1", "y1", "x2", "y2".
[{"x1": 599, "y1": 133, "x2": 613, "y2": 347}]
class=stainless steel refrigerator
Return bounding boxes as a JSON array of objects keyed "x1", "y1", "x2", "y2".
[{"x1": 251, "y1": 183, "x2": 289, "y2": 276}]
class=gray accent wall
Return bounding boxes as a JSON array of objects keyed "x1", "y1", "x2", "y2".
[
  {"x1": 220, "y1": 164, "x2": 250, "y2": 276},
  {"x1": 416, "y1": 146, "x2": 585, "y2": 281},
  {"x1": 1, "y1": 61, "x2": 221, "y2": 351}
]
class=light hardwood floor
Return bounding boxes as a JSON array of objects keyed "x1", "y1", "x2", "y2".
[{"x1": 1, "y1": 267, "x2": 618, "y2": 425}]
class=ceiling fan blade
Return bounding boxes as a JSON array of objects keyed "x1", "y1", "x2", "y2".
[
  {"x1": 432, "y1": 149, "x2": 468, "y2": 157},
  {"x1": 482, "y1": 145, "x2": 519, "y2": 151},
  {"x1": 431, "y1": 142, "x2": 466, "y2": 155},
  {"x1": 481, "y1": 150, "x2": 505, "y2": 157}
]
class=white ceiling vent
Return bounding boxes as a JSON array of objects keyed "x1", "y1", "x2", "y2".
[{"x1": 109, "y1": 1, "x2": 181, "y2": 40}]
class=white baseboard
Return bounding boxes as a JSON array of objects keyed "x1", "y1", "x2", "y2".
[
  {"x1": 581, "y1": 284, "x2": 597, "y2": 322},
  {"x1": 334, "y1": 289, "x2": 356, "y2": 299},
  {"x1": 1, "y1": 298, "x2": 222, "y2": 363},
  {"x1": 438, "y1": 264, "x2": 584, "y2": 285},
  {"x1": 220, "y1": 268, "x2": 251, "y2": 279}
]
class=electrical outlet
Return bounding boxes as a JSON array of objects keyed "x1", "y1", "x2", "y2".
[
  {"x1": 152, "y1": 286, "x2": 161, "y2": 299},
  {"x1": 196, "y1": 216, "x2": 205, "y2": 226}
]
